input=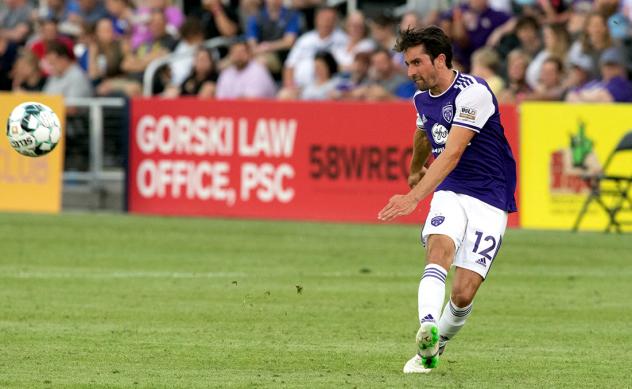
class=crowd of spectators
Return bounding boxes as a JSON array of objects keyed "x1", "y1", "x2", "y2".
[{"x1": 1, "y1": 0, "x2": 631, "y2": 103}]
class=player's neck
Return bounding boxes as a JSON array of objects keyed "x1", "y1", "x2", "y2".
[{"x1": 430, "y1": 69, "x2": 457, "y2": 96}]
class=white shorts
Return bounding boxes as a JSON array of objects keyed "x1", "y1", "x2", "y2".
[{"x1": 421, "y1": 190, "x2": 508, "y2": 279}]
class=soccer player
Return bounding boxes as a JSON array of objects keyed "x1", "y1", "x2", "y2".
[{"x1": 377, "y1": 26, "x2": 517, "y2": 373}]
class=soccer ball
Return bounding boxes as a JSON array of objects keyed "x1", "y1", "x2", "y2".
[{"x1": 6, "y1": 102, "x2": 62, "y2": 157}]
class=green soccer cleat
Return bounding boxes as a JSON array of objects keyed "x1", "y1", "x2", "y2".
[
  {"x1": 416, "y1": 322, "x2": 440, "y2": 368},
  {"x1": 403, "y1": 354, "x2": 432, "y2": 374}
]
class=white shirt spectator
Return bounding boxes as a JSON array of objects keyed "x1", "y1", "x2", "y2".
[
  {"x1": 332, "y1": 38, "x2": 375, "y2": 70},
  {"x1": 285, "y1": 29, "x2": 348, "y2": 87},
  {"x1": 170, "y1": 41, "x2": 198, "y2": 87}
]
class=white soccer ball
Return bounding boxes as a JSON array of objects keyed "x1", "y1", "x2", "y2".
[{"x1": 6, "y1": 102, "x2": 62, "y2": 157}]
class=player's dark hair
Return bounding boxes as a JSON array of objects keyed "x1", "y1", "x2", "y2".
[{"x1": 394, "y1": 26, "x2": 453, "y2": 68}]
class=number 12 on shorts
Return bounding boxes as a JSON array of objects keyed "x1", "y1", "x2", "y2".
[{"x1": 472, "y1": 231, "x2": 502, "y2": 261}]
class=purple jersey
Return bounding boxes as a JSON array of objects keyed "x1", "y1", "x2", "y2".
[{"x1": 413, "y1": 71, "x2": 517, "y2": 212}]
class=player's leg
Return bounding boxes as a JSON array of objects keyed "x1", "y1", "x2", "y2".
[
  {"x1": 437, "y1": 194, "x2": 508, "y2": 355},
  {"x1": 418, "y1": 234, "x2": 453, "y2": 326},
  {"x1": 415, "y1": 234, "x2": 454, "y2": 368},
  {"x1": 437, "y1": 267, "x2": 482, "y2": 354},
  {"x1": 404, "y1": 191, "x2": 466, "y2": 373}
]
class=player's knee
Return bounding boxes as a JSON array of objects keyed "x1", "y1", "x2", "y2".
[
  {"x1": 426, "y1": 246, "x2": 452, "y2": 268},
  {"x1": 451, "y1": 288, "x2": 475, "y2": 308}
]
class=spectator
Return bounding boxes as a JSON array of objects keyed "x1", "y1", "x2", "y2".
[
  {"x1": 332, "y1": 51, "x2": 371, "y2": 100},
  {"x1": 67, "y1": 0, "x2": 109, "y2": 25},
  {"x1": 494, "y1": 15, "x2": 542, "y2": 62},
  {"x1": 0, "y1": 0, "x2": 33, "y2": 45},
  {"x1": 29, "y1": 18, "x2": 76, "y2": 76},
  {"x1": 122, "y1": 9, "x2": 174, "y2": 75},
  {"x1": 11, "y1": 50, "x2": 47, "y2": 92},
  {"x1": 86, "y1": 18, "x2": 125, "y2": 88},
  {"x1": 283, "y1": 6, "x2": 347, "y2": 89},
  {"x1": 525, "y1": 23, "x2": 571, "y2": 89},
  {"x1": 131, "y1": 0, "x2": 184, "y2": 49},
  {"x1": 563, "y1": 50, "x2": 595, "y2": 100},
  {"x1": 246, "y1": 0, "x2": 301, "y2": 77},
  {"x1": 135, "y1": 8, "x2": 178, "y2": 55},
  {"x1": 567, "y1": 0, "x2": 592, "y2": 39},
  {"x1": 497, "y1": 48, "x2": 532, "y2": 103},
  {"x1": 332, "y1": 10, "x2": 374, "y2": 72},
  {"x1": 238, "y1": 0, "x2": 262, "y2": 32},
  {"x1": 354, "y1": 48, "x2": 415, "y2": 101},
  {"x1": 403, "y1": 0, "x2": 452, "y2": 26},
  {"x1": 43, "y1": 40, "x2": 93, "y2": 97},
  {"x1": 566, "y1": 47, "x2": 632, "y2": 103},
  {"x1": 168, "y1": 17, "x2": 205, "y2": 87},
  {"x1": 370, "y1": 12, "x2": 408, "y2": 71},
  {"x1": 289, "y1": 0, "x2": 326, "y2": 31},
  {"x1": 164, "y1": 47, "x2": 218, "y2": 98},
  {"x1": 400, "y1": 10, "x2": 422, "y2": 31},
  {"x1": 197, "y1": 0, "x2": 239, "y2": 41},
  {"x1": 39, "y1": 0, "x2": 71, "y2": 24},
  {"x1": 216, "y1": 41, "x2": 277, "y2": 99},
  {"x1": 369, "y1": 13, "x2": 397, "y2": 53},
  {"x1": 127, "y1": 9, "x2": 177, "y2": 94},
  {"x1": 568, "y1": 12, "x2": 614, "y2": 80},
  {"x1": 440, "y1": 0, "x2": 511, "y2": 71},
  {"x1": 104, "y1": 0, "x2": 135, "y2": 36},
  {"x1": 300, "y1": 51, "x2": 339, "y2": 100},
  {"x1": 470, "y1": 47, "x2": 505, "y2": 95},
  {"x1": 0, "y1": 36, "x2": 19, "y2": 90},
  {"x1": 538, "y1": 0, "x2": 572, "y2": 24},
  {"x1": 595, "y1": 0, "x2": 619, "y2": 19},
  {"x1": 522, "y1": 56, "x2": 565, "y2": 101}
]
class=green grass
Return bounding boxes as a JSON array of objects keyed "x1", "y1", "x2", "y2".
[{"x1": 0, "y1": 212, "x2": 631, "y2": 388}]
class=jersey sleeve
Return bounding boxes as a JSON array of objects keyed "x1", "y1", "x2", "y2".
[
  {"x1": 452, "y1": 83, "x2": 495, "y2": 133},
  {"x1": 416, "y1": 113, "x2": 424, "y2": 130}
]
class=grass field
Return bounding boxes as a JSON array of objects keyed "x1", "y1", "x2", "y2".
[{"x1": 1, "y1": 212, "x2": 631, "y2": 388}]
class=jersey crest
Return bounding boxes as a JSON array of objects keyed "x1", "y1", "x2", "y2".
[{"x1": 442, "y1": 104, "x2": 453, "y2": 122}]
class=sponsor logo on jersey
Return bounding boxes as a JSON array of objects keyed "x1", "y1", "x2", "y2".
[
  {"x1": 431, "y1": 215, "x2": 445, "y2": 226},
  {"x1": 442, "y1": 104, "x2": 453, "y2": 122},
  {"x1": 432, "y1": 147, "x2": 445, "y2": 154},
  {"x1": 458, "y1": 107, "x2": 477, "y2": 122},
  {"x1": 431, "y1": 123, "x2": 449, "y2": 145}
]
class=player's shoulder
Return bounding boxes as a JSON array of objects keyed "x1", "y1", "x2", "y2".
[
  {"x1": 453, "y1": 74, "x2": 494, "y2": 104},
  {"x1": 453, "y1": 73, "x2": 489, "y2": 93},
  {"x1": 413, "y1": 89, "x2": 428, "y2": 99}
]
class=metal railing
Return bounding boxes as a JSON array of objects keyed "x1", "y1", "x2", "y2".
[{"x1": 63, "y1": 97, "x2": 127, "y2": 188}]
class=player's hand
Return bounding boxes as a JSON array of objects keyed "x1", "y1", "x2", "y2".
[
  {"x1": 378, "y1": 194, "x2": 418, "y2": 222},
  {"x1": 407, "y1": 167, "x2": 427, "y2": 189}
]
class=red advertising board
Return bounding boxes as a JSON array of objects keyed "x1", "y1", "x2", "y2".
[{"x1": 129, "y1": 99, "x2": 520, "y2": 226}]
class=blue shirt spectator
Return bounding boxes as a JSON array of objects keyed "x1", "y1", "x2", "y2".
[
  {"x1": 247, "y1": 0, "x2": 301, "y2": 76},
  {"x1": 246, "y1": 2, "x2": 300, "y2": 44},
  {"x1": 67, "y1": 0, "x2": 108, "y2": 25},
  {"x1": 566, "y1": 47, "x2": 632, "y2": 103}
]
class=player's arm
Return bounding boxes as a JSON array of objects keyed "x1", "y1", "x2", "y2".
[
  {"x1": 378, "y1": 83, "x2": 494, "y2": 221},
  {"x1": 378, "y1": 127, "x2": 474, "y2": 221},
  {"x1": 408, "y1": 129, "x2": 431, "y2": 189}
]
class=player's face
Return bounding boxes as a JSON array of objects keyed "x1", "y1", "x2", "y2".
[{"x1": 404, "y1": 45, "x2": 439, "y2": 91}]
